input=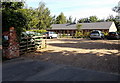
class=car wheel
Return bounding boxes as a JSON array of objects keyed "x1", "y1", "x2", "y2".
[
  {"x1": 101, "y1": 37, "x2": 104, "y2": 40},
  {"x1": 49, "y1": 36, "x2": 52, "y2": 39},
  {"x1": 90, "y1": 38, "x2": 93, "y2": 40}
]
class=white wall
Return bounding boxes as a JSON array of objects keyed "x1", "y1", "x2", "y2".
[{"x1": 109, "y1": 22, "x2": 117, "y2": 32}]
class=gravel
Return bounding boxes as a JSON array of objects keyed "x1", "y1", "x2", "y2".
[{"x1": 23, "y1": 38, "x2": 120, "y2": 74}]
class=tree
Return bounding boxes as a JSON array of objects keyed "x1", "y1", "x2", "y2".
[
  {"x1": 2, "y1": 2, "x2": 27, "y2": 38},
  {"x1": 76, "y1": 24, "x2": 82, "y2": 31},
  {"x1": 19, "y1": 8, "x2": 39, "y2": 30},
  {"x1": 67, "y1": 16, "x2": 72, "y2": 23},
  {"x1": 97, "y1": 19, "x2": 105, "y2": 22},
  {"x1": 89, "y1": 16, "x2": 98, "y2": 22},
  {"x1": 75, "y1": 24, "x2": 83, "y2": 38},
  {"x1": 56, "y1": 12, "x2": 67, "y2": 24},
  {"x1": 112, "y1": 2, "x2": 120, "y2": 32},
  {"x1": 106, "y1": 15, "x2": 115, "y2": 22},
  {"x1": 36, "y1": 2, "x2": 52, "y2": 30},
  {"x1": 78, "y1": 18, "x2": 90, "y2": 23},
  {"x1": 51, "y1": 15, "x2": 56, "y2": 24},
  {"x1": 114, "y1": 16, "x2": 120, "y2": 32},
  {"x1": 73, "y1": 18, "x2": 77, "y2": 24},
  {"x1": 112, "y1": 1, "x2": 120, "y2": 13}
]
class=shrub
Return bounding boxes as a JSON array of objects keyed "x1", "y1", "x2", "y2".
[
  {"x1": 83, "y1": 32, "x2": 90, "y2": 38},
  {"x1": 75, "y1": 31, "x2": 84, "y2": 38},
  {"x1": 62, "y1": 33, "x2": 67, "y2": 37},
  {"x1": 27, "y1": 29, "x2": 47, "y2": 33},
  {"x1": 102, "y1": 32, "x2": 108, "y2": 36}
]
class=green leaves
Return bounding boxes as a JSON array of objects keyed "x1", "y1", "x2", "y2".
[
  {"x1": 36, "y1": 2, "x2": 52, "y2": 30},
  {"x1": 56, "y1": 12, "x2": 67, "y2": 24},
  {"x1": 76, "y1": 24, "x2": 82, "y2": 31},
  {"x1": 2, "y1": 2, "x2": 27, "y2": 31},
  {"x1": 89, "y1": 16, "x2": 98, "y2": 22}
]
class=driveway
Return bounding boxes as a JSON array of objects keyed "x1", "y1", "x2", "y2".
[
  {"x1": 25, "y1": 38, "x2": 120, "y2": 74},
  {"x1": 2, "y1": 58, "x2": 120, "y2": 81}
]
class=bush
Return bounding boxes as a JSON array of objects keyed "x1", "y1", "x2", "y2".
[
  {"x1": 83, "y1": 32, "x2": 90, "y2": 38},
  {"x1": 27, "y1": 29, "x2": 47, "y2": 34},
  {"x1": 62, "y1": 33, "x2": 67, "y2": 37},
  {"x1": 75, "y1": 31, "x2": 84, "y2": 38},
  {"x1": 102, "y1": 32, "x2": 108, "y2": 36}
]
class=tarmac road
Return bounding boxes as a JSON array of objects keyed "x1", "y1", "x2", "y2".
[{"x1": 2, "y1": 58, "x2": 120, "y2": 81}]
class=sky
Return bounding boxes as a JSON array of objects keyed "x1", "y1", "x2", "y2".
[{"x1": 25, "y1": 0, "x2": 119, "y2": 20}]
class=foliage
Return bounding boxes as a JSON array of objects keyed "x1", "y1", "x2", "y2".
[
  {"x1": 112, "y1": 3, "x2": 120, "y2": 13},
  {"x1": 89, "y1": 16, "x2": 98, "y2": 22},
  {"x1": 51, "y1": 15, "x2": 56, "y2": 24},
  {"x1": 75, "y1": 31, "x2": 83, "y2": 38},
  {"x1": 78, "y1": 16, "x2": 99, "y2": 23},
  {"x1": 2, "y1": 1, "x2": 53, "y2": 40},
  {"x1": 67, "y1": 16, "x2": 72, "y2": 23},
  {"x1": 106, "y1": 15, "x2": 120, "y2": 32},
  {"x1": 2, "y1": 2, "x2": 27, "y2": 38},
  {"x1": 83, "y1": 32, "x2": 90, "y2": 38},
  {"x1": 76, "y1": 24, "x2": 82, "y2": 31},
  {"x1": 78, "y1": 18, "x2": 90, "y2": 23},
  {"x1": 56, "y1": 12, "x2": 67, "y2": 24},
  {"x1": 102, "y1": 32, "x2": 108, "y2": 36},
  {"x1": 19, "y1": 8, "x2": 39, "y2": 30},
  {"x1": 106, "y1": 15, "x2": 115, "y2": 22},
  {"x1": 61, "y1": 33, "x2": 67, "y2": 37},
  {"x1": 28, "y1": 29, "x2": 47, "y2": 33},
  {"x1": 73, "y1": 18, "x2": 77, "y2": 24},
  {"x1": 36, "y1": 2, "x2": 52, "y2": 30}
]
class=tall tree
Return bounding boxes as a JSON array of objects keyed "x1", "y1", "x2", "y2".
[
  {"x1": 56, "y1": 12, "x2": 67, "y2": 24},
  {"x1": 51, "y1": 15, "x2": 56, "y2": 24},
  {"x1": 36, "y1": 2, "x2": 52, "y2": 30},
  {"x1": 112, "y1": 2, "x2": 120, "y2": 13},
  {"x1": 19, "y1": 8, "x2": 39, "y2": 30},
  {"x1": 112, "y1": 2, "x2": 120, "y2": 32}
]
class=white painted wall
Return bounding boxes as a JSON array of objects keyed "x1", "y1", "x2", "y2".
[{"x1": 109, "y1": 22, "x2": 117, "y2": 32}]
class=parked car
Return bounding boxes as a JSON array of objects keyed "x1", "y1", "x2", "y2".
[
  {"x1": 106, "y1": 32, "x2": 120, "y2": 40},
  {"x1": 89, "y1": 30, "x2": 104, "y2": 39},
  {"x1": 43, "y1": 31, "x2": 58, "y2": 39}
]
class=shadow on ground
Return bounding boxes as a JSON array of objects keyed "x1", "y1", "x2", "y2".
[
  {"x1": 25, "y1": 50, "x2": 120, "y2": 74},
  {"x1": 49, "y1": 41, "x2": 119, "y2": 50}
]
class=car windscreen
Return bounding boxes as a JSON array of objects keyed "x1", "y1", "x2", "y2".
[
  {"x1": 49, "y1": 32, "x2": 56, "y2": 34},
  {"x1": 90, "y1": 32, "x2": 99, "y2": 34},
  {"x1": 109, "y1": 32, "x2": 117, "y2": 35}
]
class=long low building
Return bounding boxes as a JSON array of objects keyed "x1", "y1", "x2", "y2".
[{"x1": 47, "y1": 22, "x2": 117, "y2": 36}]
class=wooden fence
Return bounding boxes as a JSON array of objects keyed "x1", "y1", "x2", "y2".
[{"x1": 20, "y1": 36, "x2": 46, "y2": 55}]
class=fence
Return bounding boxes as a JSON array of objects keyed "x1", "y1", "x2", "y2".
[{"x1": 20, "y1": 36, "x2": 46, "y2": 55}]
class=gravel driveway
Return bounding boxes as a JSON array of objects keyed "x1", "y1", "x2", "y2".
[{"x1": 24, "y1": 38, "x2": 120, "y2": 74}]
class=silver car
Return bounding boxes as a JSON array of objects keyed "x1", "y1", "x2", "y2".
[{"x1": 90, "y1": 30, "x2": 104, "y2": 39}]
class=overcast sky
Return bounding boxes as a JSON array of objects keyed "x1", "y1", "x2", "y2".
[{"x1": 25, "y1": 0, "x2": 119, "y2": 20}]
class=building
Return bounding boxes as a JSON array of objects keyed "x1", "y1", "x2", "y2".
[{"x1": 47, "y1": 22, "x2": 117, "y2": 36}]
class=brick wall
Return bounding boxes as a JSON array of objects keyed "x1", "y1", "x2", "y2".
[{"x1": 2, "y1": 27, "x2": 19, "y2": 59}]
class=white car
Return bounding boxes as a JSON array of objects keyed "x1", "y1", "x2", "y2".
[{"x1": 44, "y1": 31, "x2": 58, "y2": 39}]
